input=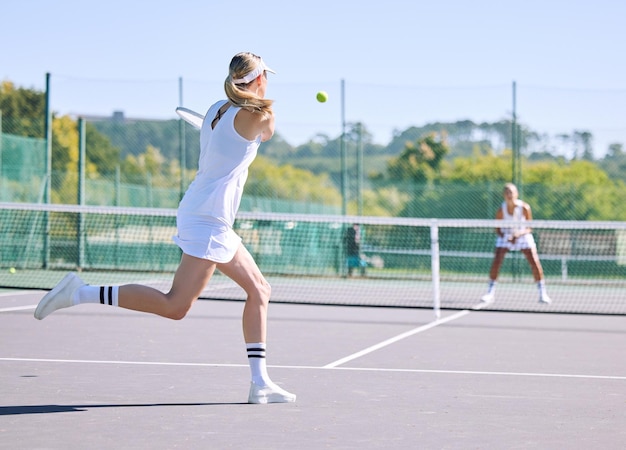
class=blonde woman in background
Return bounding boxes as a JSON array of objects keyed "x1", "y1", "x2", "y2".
[{"x1": 481, "y1": 183, "x2": 552, "y2": 305}]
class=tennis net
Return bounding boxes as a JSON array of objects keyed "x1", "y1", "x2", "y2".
[{"x1": 1, "y1": 202, "x2": 625, "y2": 315}]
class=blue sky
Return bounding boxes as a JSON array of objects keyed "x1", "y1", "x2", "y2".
[{"x1": 2, "y1": 0, "x2": 625, "y2": 156}]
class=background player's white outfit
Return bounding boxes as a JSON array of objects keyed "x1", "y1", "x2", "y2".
[
  {"x1": 495, "y1": 199, "x2": 536, "y2": 251},
  {"x1": 173, "y1": 100, "x2": 260, "y2": 263},
  {"x1": 482, "y1": 196, "x2": 551, "y2": 305}
]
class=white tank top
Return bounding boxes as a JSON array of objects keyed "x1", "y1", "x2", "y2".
[
  {"x1": 502, "y1": 200, "x2": 523, "y2": 219},
  {"x1": 177, "y1": 100, "x2": 261, "y2": 227},
  {"x1": 496, "y1": 199, "x2": 535, "y2": 250},
  {"x1": 501, "y1": 200, "x2": 525, "y2": 235}
]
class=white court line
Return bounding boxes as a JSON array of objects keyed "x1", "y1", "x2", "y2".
[
  {"x1": 0, "y1": 289, "x2": 40, "y2": 312},
  {"x1": 1, "y1": 357, "x2": 624, "y2": 381},
  {"x1": 0, "y1": 290, "x2": 43, "y2": 297},
  {"x1": 324, "y1": 309, "x2": 471, "y2": 368},
  {"x1": 0, "y1": 305, "x2": 36, "y2": 312},
  {"x1": 0, "y1": 358, "x2": 246, "y2": 368},
  {"x1": 328, "y1": 365, "x2": 626, "y2": 381}
]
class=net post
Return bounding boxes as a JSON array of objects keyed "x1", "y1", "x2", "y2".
[{"x1": 430, "y1": 220, "x2": 441, "y2": 319}]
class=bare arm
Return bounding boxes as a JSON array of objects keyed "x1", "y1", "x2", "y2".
[
  {"x1": 234, "y1": 109, "x2": 274, "y2": 142},
  {"x1": 495, "y1": 208, "x2": 504, "y2": 237},
  {"x1": 260, "y1": 113, "x2": 275, "y2": 142}
]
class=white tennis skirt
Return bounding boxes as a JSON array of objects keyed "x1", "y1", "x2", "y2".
[
  {"x1": 495, "y1": 233, "x2": 536, "y2": 251},
  {"x1": 172, "y1": 213, "x2": 241, "y2": 263}
]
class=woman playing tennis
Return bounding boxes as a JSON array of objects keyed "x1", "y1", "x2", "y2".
[
  {"x1": 481, "y1": 183, "x2": 552, "y2": 305},
  {"x1": 34, "y1": 52, "x2": 296, "y2": 404}
]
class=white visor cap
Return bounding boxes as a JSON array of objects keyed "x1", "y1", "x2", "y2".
[{"x1": 232, "y1": 59, "x2": 276, "y2": 84}]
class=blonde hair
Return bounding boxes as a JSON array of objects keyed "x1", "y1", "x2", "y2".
[
  {"x1": 503, "y1": 183, "x2": 519, "y2": 198},
  {"x1": 504, "y1": 183, "x2": 518, "y2": 192},
  {"x1": 224, "y1": 52, "x2": 273, "y2": 119}
]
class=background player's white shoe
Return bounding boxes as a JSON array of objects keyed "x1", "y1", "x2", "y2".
[
  {"x1": 539, "y1": 292, "x2": 552, "y2": 304},
  {"x1": 481, "y1": 292, "x2": 495, "y2": 304},
  {"x1": 34, "y1": 272, "x2": 85, "y2": 320}
]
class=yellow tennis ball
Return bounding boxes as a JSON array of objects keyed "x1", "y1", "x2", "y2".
[
  {"x1": 9, "y1": 267, "x2": 16, "y2": 274},
  {"x1": 316, "y1": 91, "x2": 328, "y2": 103}
]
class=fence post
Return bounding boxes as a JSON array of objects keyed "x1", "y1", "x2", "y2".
[
  {"x1": 340, "y1": 79, "x2": 347, "y2": 215},
  {"x1": 43, "y1": 73, "x2": 53, "y2": 268},
  {"x1": 0, "y1": 110, "x2": 3, "y2": 200},
  {"x1": 178, "y1": 77, "x2": 186, "y2": 201},
  {"x1": 77, "y1": 118, "x2": 86, "y2": 269}
]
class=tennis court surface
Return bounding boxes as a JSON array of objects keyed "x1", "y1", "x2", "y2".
[{"x1": 1, "y1": 287, "x2": 625, "y2": 449}]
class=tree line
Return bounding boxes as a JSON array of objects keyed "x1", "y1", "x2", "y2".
[{"x1": 2, "y1": 80, "x2": 625, "y2": 220}]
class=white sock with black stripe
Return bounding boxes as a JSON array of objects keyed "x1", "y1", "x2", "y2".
[
  {"x1": 247, "y1": 342, "x2": 270, "y2": 386},
  {"x1": 74, "y1": 285, "x2": 119, "y2": 307}
]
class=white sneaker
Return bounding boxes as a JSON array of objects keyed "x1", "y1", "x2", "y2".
[
  {"x1": 248, "y1": 382, "x2": 296, "y2": 404},
  {"x1": 481, "y1": 292, "x2": 495, "y2": 304},
  {"x1": 34, "y1": 272, "x2": 85, "y2": 320},
  {"x1": 539, "y1": 292, "x2": 552, "y2": 304}
]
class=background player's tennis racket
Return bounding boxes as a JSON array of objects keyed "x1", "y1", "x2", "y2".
[{"x1": 175, "y1": 107, "x2": 204, "y2": 129}]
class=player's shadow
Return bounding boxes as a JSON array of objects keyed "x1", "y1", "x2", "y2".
[{"x1": 0, "y1": 402, "x2": 247, "y2": 415}]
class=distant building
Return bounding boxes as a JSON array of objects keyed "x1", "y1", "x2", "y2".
[{"x1": 112, "y1": 111, "x2": 125, "y2": 123}]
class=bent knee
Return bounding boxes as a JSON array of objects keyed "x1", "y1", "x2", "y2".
[
  {"x1": 167, "y1": 307, "x2": 190, "y2": 321},
  {"x1": 259, "y1": 278, "x2": 271, "y2": 300},
  {"x1": 163, "y1": 296, "x2": 195, "y2": 320},
  {"x1": 249, "y1": 278, "x2": 271, "y2": 304}
]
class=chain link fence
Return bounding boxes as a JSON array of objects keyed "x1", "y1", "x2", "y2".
[{"x1": 1, "y1": 76, "x2": 625, "y2": 219}]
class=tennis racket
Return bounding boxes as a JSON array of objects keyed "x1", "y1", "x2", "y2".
[{"x1": 175, "y1": 107, "x2": 204, "y2": 130}]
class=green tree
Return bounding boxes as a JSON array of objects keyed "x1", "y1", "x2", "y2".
[
  {"x1": 443, "y1": 149, "x2": 512, "y2": 183},
  {"x1": 1, "y1": 80, "x2": 124, "y2": 203},
  {"x1": 599, "y1": 143, "x2": 626, "y2": 183},
  {"x1": 86, "y1": 125, "x2": 122, "y2": 174},
  {"x1": 258, "y1": 132, "x2": 296, "y2": 159},
  {"x1": 524, "y1": 159, "x2": 625, "y2": 220},
  {"x1": 386, "y1": 133, "x2": 449, "y2": 182},
  {"x1": 50, "y1": 116, "x2": 122, "y2": 203},
  {"x1": 247, "y1": 156, "x2": 341, "y2": 205},
  {"x1": 121, "y1": 145, "x2": 181, "y2": 189},
  {"x1": 574, "y1": 130, "x2": 594, "y2": 160},
  {"x1": 0, "y1": 81, "x2": 45, "y2": 137},
  {"x1": 357, "y1": 187, "x2": 409, "y2": 217},
  {"x1": 91, "y1": 118, "x2": 203, "y2": 171}
]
